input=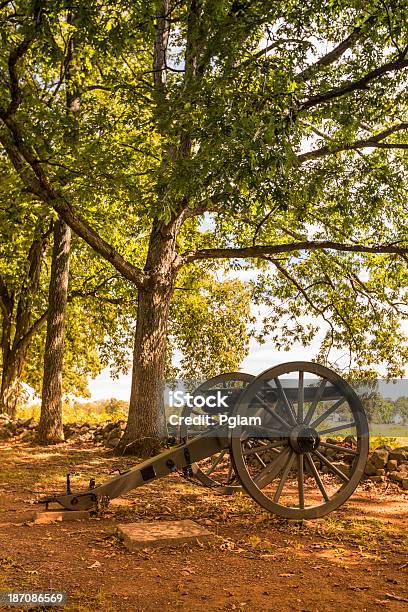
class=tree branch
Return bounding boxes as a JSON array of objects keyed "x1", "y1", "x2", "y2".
[
  {"x1": 183, "y1": 240, "x2": 408, "y2": 263},
  {"x1": 264, "y1": 256, "x2": 337, "y2": 340},
  {"x1": 11, "y1": 310, "x2": 48, "y2": 357},
  {"x1": 0, "y1": 275, "x2": 12, "y2": 318},
  {"x1": 48, "y1": 199, "x2": 148, "y2": 289},
  {"x1": 153, "y1": 0, "x2": 170, "y2": 89},
  {"x1": 237, "y1": 39, "x2": 314, "y2": 70},
  {"x1": 296, "y1": 16, "x2": 376, "y2": 82},
  {"x1": 0, "y1": 124, "x2": 147, "y2": 289},
  {"x1": 68, "y1": 274, "x2": 134, "y2": 305},
  {"x1": 299, "y1": 54, "x2": 408, "y2": 112},
  {"x1": 68, "y1": 290, "x2": 129, "y2": 306},
  {"x1": 2, "y1": 3, "x2": 43, "y2": 118},
  {"x1": 298, "y1": 121, "x2": 408, "y2": 162},
  {"x1": 380, "y1": 0, "x2": 402, "y2": 55},
  {"x1": 5, "y1": 33, "x2": 35, "y2": 116}
]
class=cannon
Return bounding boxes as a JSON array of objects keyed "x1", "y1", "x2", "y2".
[{"x1": 40, "y1": 362, "x2": 369, "y2": 520}]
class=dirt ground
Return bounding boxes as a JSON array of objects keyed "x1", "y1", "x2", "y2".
[{"x1": 0, "y1": 439, "x2": 407, "y2": 612}]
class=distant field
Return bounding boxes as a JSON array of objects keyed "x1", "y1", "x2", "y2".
[{"x1": 368, "y1": 423, "x2": 408, "y2": 448}]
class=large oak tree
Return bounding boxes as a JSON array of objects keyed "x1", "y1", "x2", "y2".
[{"x1": 0, "y1": 1, "x2": 407, "y2": 454}]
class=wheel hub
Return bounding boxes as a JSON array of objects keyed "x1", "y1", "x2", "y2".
[{"x1": 290, "y1": 426, "x2": 320, "y2": 454}]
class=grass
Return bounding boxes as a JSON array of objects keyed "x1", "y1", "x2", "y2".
[
  {"x1": 16, "y1": 400, "x2": 128, "y2": 425},
  {"x1": 368, "y1": 424, "x2": 408, "y2": 448}
]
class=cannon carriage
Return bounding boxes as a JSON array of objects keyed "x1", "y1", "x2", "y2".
[{"x1": 41, "y1": 362, "x2": 369, "y2": 520}]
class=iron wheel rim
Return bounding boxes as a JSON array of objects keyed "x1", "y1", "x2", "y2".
[{"x1": 229, "y1": 362, "x2": 369, "y2": 519}]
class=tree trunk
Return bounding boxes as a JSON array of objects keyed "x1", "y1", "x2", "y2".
[
  {"x1": 1, "y1": 233, "x2": 48, "y2": 416},
  {"x1": 37, "y1": 219, "x2": 71, "y2": 444},
  {"x1": 0, "y1": 354, "x2": 24, "y2": 417},
  {"x1": 116, "y1": 218, "x2": 181, "y2": 456},
  {"x1": 1, "y1": 315, "x2": 29, "y2": 417},
  {"x1": 116, "y1": 281, "x2": 174, "y2": 456},
  {"x1": 0, "y1": 297, "x2": 14, "y2": 415}
]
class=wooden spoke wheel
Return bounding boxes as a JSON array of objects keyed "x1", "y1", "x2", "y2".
[
  {"x1": 229, "y1": 362, "x2": 369, "y2": 519},
  {"x1": 180, "y1": 372, "x2": 255, "y2": 493}
]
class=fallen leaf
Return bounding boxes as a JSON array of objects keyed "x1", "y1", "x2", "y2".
[
  {"x1": 248, "y1": 536, "x2": 261, "y2": 548},
  {"x1": 87, "y1": 561, "x2": 101, "y2": 569}
]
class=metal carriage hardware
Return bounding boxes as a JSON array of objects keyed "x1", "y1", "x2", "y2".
[
  {"x1": 179, "y1": 371, "x2": 255, "y2": 493},
  {"x1": 40, "y1": 362, "x2": 369, "y2": 520}
]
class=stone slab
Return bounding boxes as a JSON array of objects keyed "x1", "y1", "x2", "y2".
[
  {"x1": 33, "y1": 510, "x2": 92, "y2": 524},
  {"x1": 118, "y1": 520, "x2": 213, "y2": 550}
]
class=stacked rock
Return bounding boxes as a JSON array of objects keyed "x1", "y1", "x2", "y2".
[
  {"x1": 364, "y1": 446, "x2": 408, "y2": 489},
  {"x1": 92, "y1": 420, "x2": 126, "y2": 447}
]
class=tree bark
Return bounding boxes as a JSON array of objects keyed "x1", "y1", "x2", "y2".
[
  {"x1": 0, "y1": 289, "x2": 14, "y2": 414},
  {"x1": 0, "y1": 233, "x2": 48, "y2": 416},
  {"x1": 0, "y1": 352, "x2": 25, "y2": 417},
  {"x1": 116, "y1": 283, "x2": 173, "y2": 456},
  {"x1": 37, "y1": 219, "x2": 71, "y2": 443},
  {"x1": 116, "y1": 218, "x2": 181, "y2": 456}
]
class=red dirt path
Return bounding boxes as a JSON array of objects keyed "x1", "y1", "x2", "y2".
[{"x1": 0, "y1": 439, "x2": 407, "y2": 611}]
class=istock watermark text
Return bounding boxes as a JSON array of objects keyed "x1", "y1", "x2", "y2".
[{"x1": 168, "y1": 413, "x2": 261, "y2": 429}]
